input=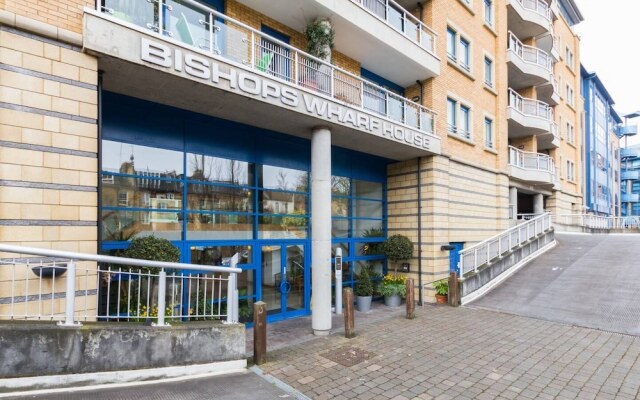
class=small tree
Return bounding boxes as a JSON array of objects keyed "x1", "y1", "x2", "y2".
[
  {"x1": 383, "y1": 235, "x2": 414, "y2": 273},
  {"x1": 354, "y1": 264, "x2": 374, "y2": 297},
  {"x1": 120, "y1": 235, "x2": 180, "y2": 274}
]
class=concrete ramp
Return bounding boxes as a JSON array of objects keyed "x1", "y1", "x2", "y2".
[{"x1": 467, "y1": 233, "x2": 640, "y2": 335}]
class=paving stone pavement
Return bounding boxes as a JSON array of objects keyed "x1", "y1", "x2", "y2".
[{"x1": 259, "y1": 305, "x2": 640, "y2": 400}]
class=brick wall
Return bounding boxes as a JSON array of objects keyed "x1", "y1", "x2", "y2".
[{"x1": 1, "y1": 0, "x2": 91, "y2": 34}]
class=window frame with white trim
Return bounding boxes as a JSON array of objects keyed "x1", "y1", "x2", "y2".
[
  {"x1": 447, "y1": 94, "x2": 474, "y2": 141},
  {"x1": 446, "y1": 23, "x2": 474, "y2": 75}
]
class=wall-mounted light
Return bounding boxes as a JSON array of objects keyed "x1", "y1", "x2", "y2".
[{"x1": 411, "y1": 96, "x2": 420, "y2": 103}]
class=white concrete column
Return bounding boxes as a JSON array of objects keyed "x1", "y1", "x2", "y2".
[
  {"x1": 311, "y1": 126, "x2": 332, "y2": 336},
  {"x1": 509, "y1": 187, "x2": 518, "y2": 220},
  {"x1": 533, "y1": 193, "x2": 544, "y2": 215}
]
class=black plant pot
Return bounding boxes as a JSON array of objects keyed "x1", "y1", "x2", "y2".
[{"x1": 31, "y1": 265, "x2": 67, "y2": 278}]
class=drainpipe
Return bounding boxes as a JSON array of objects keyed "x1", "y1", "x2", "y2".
[
  {"x1": 416, "y1": 156, "x2": 423, "y2": 305},
  {"x1": 97, "y1": 71, "x2": 103, "y2": 248},
  {"x1": 417, "y1": 2, "x2": 424, "y2": 20}
]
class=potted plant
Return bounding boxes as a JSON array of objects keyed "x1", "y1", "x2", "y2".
[
  {"x1": 434, "y1": 279, "x2": 448, "y2": 304},
  {"x1": 378, "y1": 273, "x2": 407, "y2": 307},
  {"x1": 354, "y1": 264, "x2": 374, "y2": 312}
]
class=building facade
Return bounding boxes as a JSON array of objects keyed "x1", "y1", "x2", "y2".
[
  {"x1": 580, "y1": 66, "x2": 623, "y2": 216},
  {"x1": 0, "y1": 0, "x2": 586, "y2": 328},
  {"x1": 621, "y1": 144, "x2": 640, "y2": 217}
]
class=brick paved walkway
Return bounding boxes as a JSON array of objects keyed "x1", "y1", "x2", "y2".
[{"x1": 259, "y1": 306, "x2": 640, "y2": 400}]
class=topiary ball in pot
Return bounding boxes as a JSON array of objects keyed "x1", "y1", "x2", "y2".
[
  {"x1": 120, "y1": 235, "x2": 180, "y2": 274},
  {"x1": 382, "y1": 235, "x2": 414, "y2": 271}
]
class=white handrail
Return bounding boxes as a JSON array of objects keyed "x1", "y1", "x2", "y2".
[
  {"x1": 508, "y1": 88, "x2": 553, "y2": 121},
  {"x1": 97, "y1": 0, "x2": 438, "y2": 135},
  {"x1": 458, "y1": 213, "x2": 552, "y2": 276},
  {"x1": 508, "y1": 146, "x2": 555, "y2": 173},
  {"x1": 508, "y1": 32, "x2": 552, "y2": 72},
  {"x1": 516, "y1": 0, "x2": 551, "y2": 21},
  {"x1": 555, "y1": 214, "x2": 640, "y2": 230},
  {"x1": 350, "y1": 0, "x2": 438, "y2": 54},
  {"x1": 0, "y1": 243, "x2": 240, "y2": 326}
]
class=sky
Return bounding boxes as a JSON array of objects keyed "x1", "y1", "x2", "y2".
[{"x1": 574, "y1": 0, "x2": 640, "y2": 124}]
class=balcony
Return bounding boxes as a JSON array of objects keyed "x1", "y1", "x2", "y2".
[
  {"x1": 537, "y1": 75, "x2": 560, "y2": 106},
  {"x1": 622, "y1": 170, "x2": 640, "y2": 180},
  {"x1": 234, "y1": 0, "x2": 440, "y2": 86},
  {"x1": 507, "y1": 89, "x2": 554, "y2": 138},
  {"x1": 85, "y1": 1, "x2": 441, "y2": 160},
  {"x1": 622, "y1": 193, "x2": 640, "y2": 203},
  {"x1": 549, "y1": 0, "x2": 559, "y2": 20},
  {"x1": 621, "y1": 147, "x2": 640, "y2": 159},
  {"x1": 507, "y1": 33, "x2": 552, "y2": 90},
  {"x1": 507, "y1": 0, "x2": 553, "y2": 39},
  {"x1": 619, "y1": 125, "x2": 639, "y2": 136},
  {"x1": 537, "y1": 122, "x2": 560, "y2": 150},
  {"x1": 508, "y1": 146, "x2": 556, "y2": 186}
]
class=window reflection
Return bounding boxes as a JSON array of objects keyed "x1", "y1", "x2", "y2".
[
  {"x1": 186, "y1": 154, "x2": 252, "y2": 186},
  {"x1": 353, "y1": 180, "x2": 383, "y2": 199},
  {"x1": 187, "y1": 184, "x2": 253, "y2": 212},
  {"x1": 260, "y1": 165, "x2": 307, "y2": 191},
  {"x1": 102, "y1": 177, "x2": 183, "y2": 209},
  {"x1": 187, "y1": 213, "x2": 253, "y2": 240},
  {"x1": 331, "y1": 176, "x2": 350, "y2": 196},
  {"x1": 102, "y1": 210, "x2": 181, "y2": 241},
  {"x1": 259, "y1": 216, "x2": 307, "y2": 239},
  {"x1": 102, "y1": 141, "x2": 183, "y2": 178},
  {"x1": 260, "y1": 191, "x2": 306, "y2": 215}
]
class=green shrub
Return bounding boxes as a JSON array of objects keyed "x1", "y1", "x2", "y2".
[
  {"x1": 383, "y1": 235, "x2": 414, "y2": 262},
  {"x1": 120, "y1": 235, "x2": 180, "y2": 274},
  {"x1": 434, "y1": 279, "x2": 448, "y2": 296},
  {"x1": 378, "y1": 274, "x2": 407, "y2": 298},
  {"x1": 354, "y1": 264, "x2": 374, "y2": 297}
]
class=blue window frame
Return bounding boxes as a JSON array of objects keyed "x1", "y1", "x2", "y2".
[
  {"x1": 484, "y1": 56, "x2": 493, "y2": 87},
  {"x1": 484, "y1": 0, "x2": 493, "y2": 25},
  {"x1": 459, "y1": 37, "x2": 470, "y2": 71},
  {"x1": 447, "y1": 98, "x2": 457, "y2": 133},
  {"x1": 446, "y1": 27, "x2": 457, "y2": 60},
  {"x1": 484, "y1": 117, "x2": 494, "y2": 148},
  {"x1": 460, "y1": 105, "x2": 470, "y2": 138}
]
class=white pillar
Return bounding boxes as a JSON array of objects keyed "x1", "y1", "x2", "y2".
[
  {"x1": 509, "y1": 187, "x2": 518, "y2": 220},
  {"x1": 533, "y1": 193, "x2": 544, "y2": 215},
  {"x1": 311, "y1": 126, "x2": 332, "y2": 336}
]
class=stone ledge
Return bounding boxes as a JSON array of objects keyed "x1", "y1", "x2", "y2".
[{"x1": 0, "y1": 10, "x2": 82, "y2": 46}]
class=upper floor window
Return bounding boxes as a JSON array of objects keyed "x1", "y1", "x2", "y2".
[
  {"x1": 459, "y1": 38, "x2": 471, "y2": 71},
  {"x1": 566, "y1": 122, "x2": 575, "y2": 144},
  {"x1": 447, "y1": 97, "x2": 472, "y2": 140},
  {"x1": 484, "y1": 0, "x2": 494, "y2": 26},
  {"x1": 484, "y1": 56, "x2": 494, "y2": 88},
  {"x1": 565, "y1": 46, "x2": 574, "y2": 70},
  {"x1": 484, "y1": 117, "x2": 494, "y2": 149},
  {"x1": 446, "y1": 28, "x2": 457, "y2": 60},
  {"x1": 447, "y1": 26, "x2": 472, "y2": 73},
  {"x1": 566, "y1": 84, "x2": 575, "y2": 107},
  {"x1": 566, "y1": 160, "x2": 575, "y2": 182}
]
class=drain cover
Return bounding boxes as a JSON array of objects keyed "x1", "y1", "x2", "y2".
[{"x1": 320, "y1": 346, "x2": 374, "y2": 367}]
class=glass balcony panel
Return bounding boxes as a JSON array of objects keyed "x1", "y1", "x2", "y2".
[
  {"x1": 104, "y1": 0, "x2": 155, "y2": 31},
  {"x1": 166, "y1": 0, "x2": 209, "y2": 49}
]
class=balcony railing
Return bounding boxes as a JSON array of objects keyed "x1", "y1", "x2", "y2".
[
  {"x1": 555, "y1": 214, "x2": 640, "y2": 230},
  {"x1": 515, "y1": 0, "x2": 552, "y2": 22},
  {"x1": 508, "y1": 89, "x2": 553, "y2": 121},
  {"x1": 508, "y1": 146, "x2": 555, "y2": 173},
  {"x1": 97, "y1": 0, "x2": 437, "y2": 135},
  {"x1": 351, "y1": 0, "x2": 437, "y2": 54},
  {"x1": 508, "y1": 32, "x2": 552, "y2": 72}
]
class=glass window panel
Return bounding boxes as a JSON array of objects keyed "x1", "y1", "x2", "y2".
[
  {"x1": 355, "y1": 260, "x2": 384, "y2": 279},
  {"x1": 353, "y1": 219, "x2": 384, "y2": 238},
  {"x1": 331, "y1": 242, "x2": 349, "y2": 258},
  {"x1": 353, "y1": 199, "x2": 383, "y2": 219},
  {"x1": 331, "y1": 219, "x2": 349, "y2": 238},
  {"x1": 102, "y1": 140, "x2": 183, "y2": 178},
  {"x1": 166, "y1": 0, "x2": 210, "y2": 50},
  {"x1": 332, "y1": 197, "x2": 349, "y2": 217},
  {"x1": 446, "y1": 28, "x2": 456, "y2": 58},
  {"x1": 353, "y1": 180, "x2": 383, "y2": 200},
  {"x1": 447, "y1": 98, "x2": 456, "y2": 131},
  {"x1": 261, "y1": 165, "x2": 308, "y2": 192},
  {"x1": 104, "y1": 0, "x2": 154, "y2": 30},
  {"x1": 186, "y1": 213, "x2": 253, "y2": 240},
  {"x1": 102, "y1": 210, "x2": 181, "y2": 241},
  {"x1": 186, "y1": 154, "x2": 252, "y2": 185},
  {"x1": 187, "y1": 183, "x2": 253, "y2": 212},
  {"x1": 102, "y1": 177, "x2": 183, "y2": 209},
  {"x1": 331, "y1": 176, "x2": 351, "y2": 196},
  {"x1": 258, "y1": 216, "x2": 307, "y2": 239},
  {"x1": 190, "y1": 245, "x2": 252, "y2": 266},
  {"x1": 259, "y1": 191, "x2": 307, "y2": 215}
]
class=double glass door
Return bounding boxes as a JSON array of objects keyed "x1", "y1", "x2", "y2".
[{"x1": 261, "y1": 244, "x2": 306, "y2": 317}]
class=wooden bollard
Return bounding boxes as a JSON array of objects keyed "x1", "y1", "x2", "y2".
[
  {"x1": 343, "y1": 287, "x2": 355, "y2": 338},
  {"x1": 406, "y1": 278, "x2": 415, "y2": 319},
  {"x1": 448, "y1": 272, "x2": 459, "y2": 307},
  {"x1": 253, "y1": 301, "x2": 267, "y2": 365}
]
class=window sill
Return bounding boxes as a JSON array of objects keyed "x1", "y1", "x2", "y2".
[
  {"x1": 483, "y1": 84, "x2": 498, "y2": 96},
  {"x1": 565, "y1": 64, "x2": 576, "y2": 76},
  {"x1": 447, "y1": 132, "x2": 476, "y2": 146},
  {"x1": 457, "y1": 0, "x2": 475, "y2": 15},
  {"x1": 447, "y1": 59, "x2": 475, "y2": 81},
  {"x1": 483, "y1": 22, "x2": 497, "y2": 37},
  {"x1": 567, "y1": 141, "x2": 576, "y2": 149},
  {"x1": 484, "y1": 146, "x2": 498, "y2": 155},
  {"x1": 567, "y1": 103, "x2": 576, "y2": 112}
]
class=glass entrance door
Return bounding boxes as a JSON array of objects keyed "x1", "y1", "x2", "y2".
[{"x1": 261, "y1": 244, "x2": 306, "y2": 318}]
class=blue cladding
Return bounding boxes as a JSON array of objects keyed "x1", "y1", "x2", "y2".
[{"x1": 102, "y1": 91, "x2": 390, "y2": 181}]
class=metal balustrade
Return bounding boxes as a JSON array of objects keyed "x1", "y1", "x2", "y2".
[
  {"x1": 508, "y1": 146, "x2": 555, "y2": 174},
  {"x1": 458, "y1": 213, "x2": 552, "y2": 276},
  {"x1": 352, "y1": 0, "x2": 437, "y2": 54},
  {"x1": 516, "y1": 0, "x2": 552, "y2": 21},
  {"x1": 508, "y1": 32, "x2": 552, "y2": 72},
  {"x1": 555, "y1": 214, "x2": 640, "y2": 230},
  {"x1": 97, "y1": 0, "x2": 437, "y2": 135},
  {"x1": 508, "y1": 88, "x2": 553, "y2": 121},
  {"x1": 0, "y1": 243, "x2": 241, "y2": 326}
]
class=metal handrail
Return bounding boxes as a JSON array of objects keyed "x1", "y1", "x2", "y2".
[
  {"x1": 0, "y1": 243, "x2": 240, "y2": 326},
  {"x1": 508, "y1": 32, "x2": 552, "y2": 72},
  {"x1": 458, "y1": 213, "x2": 552, "y2": 276},
  {"x1": 508, "y1": 88, "x2": 553, "y2": 121},
  {"x1": 96, "y1": 0, "x2": 438, "y2": 135},
  {"x1": 350, "y1": 0, "x2": 437, "y2": 54},
  {"x1": 555, "y1": 214, "x2": 640, "y2": 230},
  {"x1": 508, "y1": 146, "x2": 555, "y2": 173}
]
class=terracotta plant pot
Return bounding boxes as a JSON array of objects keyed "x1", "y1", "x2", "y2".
[{"x1": 435, "y1": 294, "x2": 448, "y2": 304}]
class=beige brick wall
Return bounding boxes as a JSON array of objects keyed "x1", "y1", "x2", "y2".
[{"x1": 0, "y1": 0, "x2": 91, "y2": 34}]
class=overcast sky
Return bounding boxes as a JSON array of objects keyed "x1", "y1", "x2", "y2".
[{"x1": 574, "y1": 0, "x2": 640, "y2": 118}]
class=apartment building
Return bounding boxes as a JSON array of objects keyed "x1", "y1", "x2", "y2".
[
  {"x1": 0, "y1": 0, "x2": 585, "y2": 330},
  {"x1": 580, "y1": 66, "x2": 623, "y2": 216}
]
